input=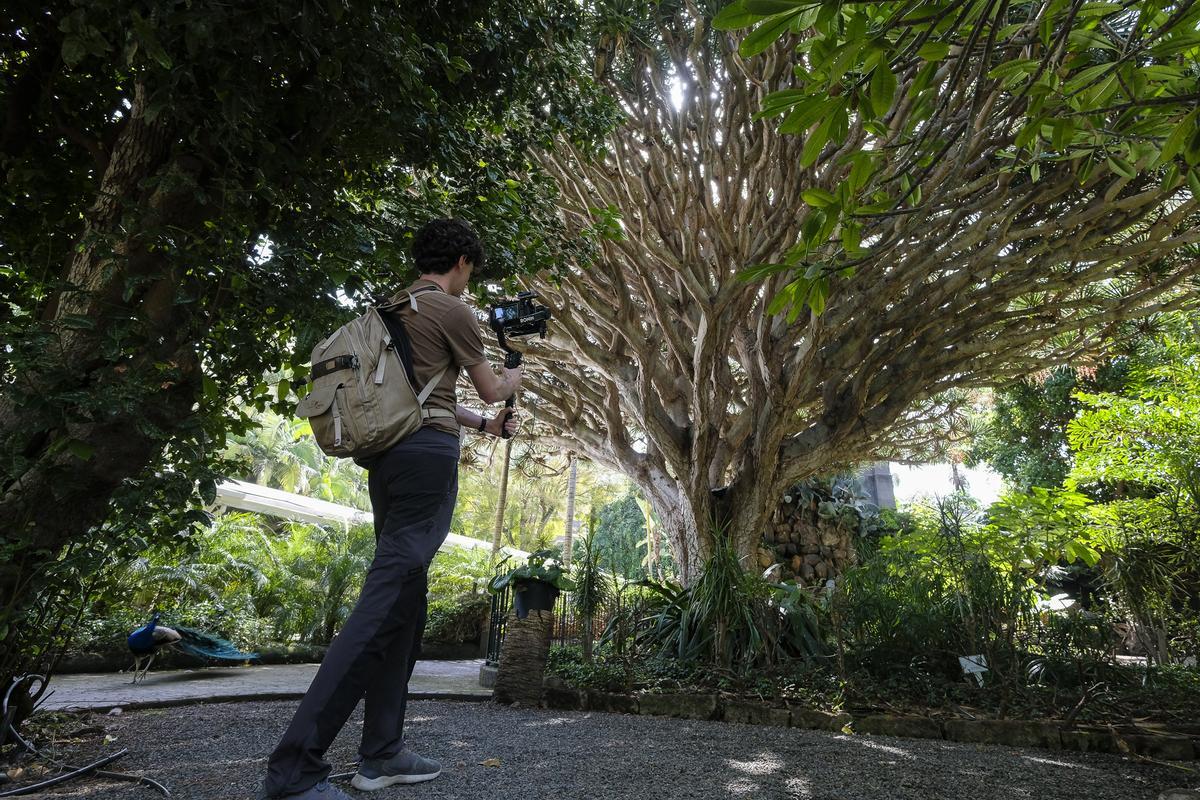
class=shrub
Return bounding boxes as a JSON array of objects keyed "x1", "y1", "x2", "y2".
[{"x1": 424, "y1": 593, "x2": 490, "y2": 645}]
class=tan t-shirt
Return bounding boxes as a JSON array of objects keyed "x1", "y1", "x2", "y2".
[{"x1": 390, "y1": 279, "x2": 487, "y2": 436}]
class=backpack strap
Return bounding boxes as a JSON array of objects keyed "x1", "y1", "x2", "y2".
[
  {"x1": 379, "y1": 284, "x2": 442, "y2": 313},
  {"x1": 377, "y1": 290, "x2": 454, "y2": 412},
  {"x1": 416, "y1": 366, "x2": 447, "y2": 407}
]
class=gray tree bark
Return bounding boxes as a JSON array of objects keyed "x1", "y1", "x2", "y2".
[{"x1": 493, "y1": 609, "x2": 553, "y2": 706}]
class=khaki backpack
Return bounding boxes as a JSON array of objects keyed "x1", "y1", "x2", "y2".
[{"x1": 296, "y1": 285, "x2": 456, "y2": 459}]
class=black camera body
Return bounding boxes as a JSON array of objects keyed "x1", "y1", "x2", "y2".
[
  {"x1": 488, "y1": 291, "x2": 551, "y2": 341},
  {"x1": 489, "y1": 291, "x2": 551, "y2": 368}
]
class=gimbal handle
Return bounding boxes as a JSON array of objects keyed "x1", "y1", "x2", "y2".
[{"x1": 499, "y1": 345, "x2": 522, "y2": 439}]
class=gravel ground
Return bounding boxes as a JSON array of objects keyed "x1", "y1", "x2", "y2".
[{"x1": 11, "y1": 700, "x2": 1192, "y2": 800}]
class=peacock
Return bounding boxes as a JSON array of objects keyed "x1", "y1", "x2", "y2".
[{"x1": 126, "y1": 613, "x2": 258, "y2": 683}]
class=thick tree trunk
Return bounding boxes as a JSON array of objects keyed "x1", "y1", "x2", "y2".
[
  {"x1": 493, "y1": 609, "x2": 553, "y2": 706},
  {"x1": 650, "y1": 515, "x2": 661, "y2": 580},
  {"x1": 0, "y1": 82, "x2": 209, "y2": 645},
  {"x1": 636, "y1": 472, "x2": 785, "y2": 585}
]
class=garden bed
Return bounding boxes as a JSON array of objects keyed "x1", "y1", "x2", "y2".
[{"x1": 541, "y1": 676, "x2": 1199, "y2": 761}]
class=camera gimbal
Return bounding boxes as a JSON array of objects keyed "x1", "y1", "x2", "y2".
[{"x1": 488, "y1": 292, "x2": 551, "y2": 439}]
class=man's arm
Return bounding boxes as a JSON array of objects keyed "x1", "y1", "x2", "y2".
[
  {"x1": 465, "y1": 361, "x2": 523, "y2": 404},
  {"x1": 456, "y1": 405, "x2": 519, "y2": 437},
  {"x1": 455, "y1": 406, "x2": 486, "y2": 430}
]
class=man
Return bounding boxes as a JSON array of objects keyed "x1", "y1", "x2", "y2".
[{"x1": 261, "y1": 218, "x2": 523, "y2": 799}]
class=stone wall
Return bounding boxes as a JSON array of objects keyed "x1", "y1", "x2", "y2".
[{"x1": 757, "y1": 484, "x2": 861, "y2": 585}]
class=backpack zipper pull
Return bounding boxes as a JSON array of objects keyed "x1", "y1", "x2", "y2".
[
  {"x1": 332, "y1": 395, "x2": 343, "y2": 447},
  {"x1": 375, "y1": 338, "x2": 388, "y2": 384}
]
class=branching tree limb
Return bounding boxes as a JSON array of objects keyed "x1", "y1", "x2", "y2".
[{"x1": 512, "y1": 3, "x2": 1200, "y2": 581}]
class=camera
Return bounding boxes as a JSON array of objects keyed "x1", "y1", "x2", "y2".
[
  {"x1": 488, "y1": 291, "x2": 551, "y2": 370},
  {"x1": 488, "y1": 291, "x2": 551, "y2": 340}
]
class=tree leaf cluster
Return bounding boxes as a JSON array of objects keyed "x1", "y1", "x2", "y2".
[
  {"x1": 718, "y1": 0, "x2": 1200, "y2": 313},
  {"x1": 1, "y1": 0, "x2": 612, "y2": 682}
]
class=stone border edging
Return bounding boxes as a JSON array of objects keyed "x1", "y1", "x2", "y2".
[
  {"x1": 40, "y1": 690, "x2": 492, "y2": 715},
  {"x1": 541, "y1": 683, "x2": 1197, "y2": 762}
]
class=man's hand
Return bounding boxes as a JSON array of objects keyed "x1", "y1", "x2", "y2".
[
  {"x1": 499, "y1": 364, "x2": 523, "y2": 400},
  {"x1": 485, "y1": 410, "x2": 520, "y2": 438}
]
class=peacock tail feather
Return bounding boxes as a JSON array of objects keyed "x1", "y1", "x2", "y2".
[{"x1": 174, "y1": 626, "x2": 258, "y2": 662}]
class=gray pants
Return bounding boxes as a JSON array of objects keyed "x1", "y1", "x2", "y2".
[{"x1": 264, "y1": 427, "x2": 460, "y2": 797}]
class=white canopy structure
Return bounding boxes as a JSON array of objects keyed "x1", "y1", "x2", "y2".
[{"x1": 214, "y1": 478, "x2": 528, "y2": 559}]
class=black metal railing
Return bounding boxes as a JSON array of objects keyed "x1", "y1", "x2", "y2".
[
  {"x1": 485, "y1": 583, "x2": 640, "y2": 665},
  {"x1": 484, "y1": 580, "x2": 511, "y2": 665}
]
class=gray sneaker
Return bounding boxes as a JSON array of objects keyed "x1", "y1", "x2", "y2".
[
  {"x1": 259, "y1": 780, "x2": 352, "y2": 800},
  {"x1": 351, "y1": 749, "x2": 442, "y2": 791}
]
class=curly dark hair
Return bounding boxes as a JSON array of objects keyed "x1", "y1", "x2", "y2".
[{"x1": 411, "y1": 218, "x2": 485, "y2": 275}]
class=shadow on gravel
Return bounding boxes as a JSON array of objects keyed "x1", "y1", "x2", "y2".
[{"x1": 20, "y1": 700, "x2": 1185, "y2": 800}]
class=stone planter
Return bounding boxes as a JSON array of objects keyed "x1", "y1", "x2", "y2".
[
  {"x1": 722, "y1": 700, "x2": 790, "y2": 727},
  {"x1": 791, "y1": 708, "x2": 852, "y2": 732},
  {"x1": 638, "y1": 692, "x2": 719, "y2": 720},
  {"x1": 943, "y1": 719, "x2": 1062, "y2": 749},
  {"x1": 854, "y1": 714, "x2": 943, "y2": 740},
  {"x1": 586, "y1": 690, "x2": 640, "y2": 714}
]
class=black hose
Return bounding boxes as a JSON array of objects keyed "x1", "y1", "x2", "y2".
[
  {"x1": 1, "y1": 674, "x2": 171, "y2": 796},
  {"x1": 89, "y1": 768, "x2": 172, "y2": 796},
  {"x1": 0, "y1": 749, "x2": 128, "y2": 797}
]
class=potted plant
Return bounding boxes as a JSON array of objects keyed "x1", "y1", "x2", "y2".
[{"x1": 488, "y1": 549, "x2": 576, "y2": 618}]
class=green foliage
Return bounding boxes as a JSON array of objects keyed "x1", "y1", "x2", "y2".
[
  {"x1": 72, "y1": 512, "x2": 499, "y2": 657},
  {"x1": 834, "y1": 488, "x2": 1114, "y2": 685},
  {"x1": 225, "y1": 410, "x2": 369, "y2": 508},
  {"x1": 589, "y1": 492, "x2": 649, "y2": 578},
  {"x1": 488, "y1": 549, "x2": 577, "y2": 592},
  {"x1": 638, "y1": 533, "x2": 829, "y2": 671},
  {"x1": 546, "y1": 644, "x2": 637, "y2": 692},
  {"x1": 718, "y1": 0, "x2": 1200, "y2": 312},
  {"x1": 1070, "y1": 334, "x2": 1200, "y2": 511},
  {"x1": 573, "y1": 489, "x2": 677, "y2": 579},
  {"x1": 1, "y1": 0, "x2": 613, "y2": 682},
  {"x1": 965, "y1": 315, "x2": 1200, "y2": 665},
  {"x1": 1062, "y1": 319, "x2": 1200, "y2": 661},
  {"x1": 571, "y1": 519, "x2": 613, "y2": 662},
  {"x1": 967, "y1": 364, "x2": 1130, "y2": 491},
  {"x1": 453, "y1": 442, "x2": 625, "y2": 553},
  {"x1": 425, "y1": 594, "x2": 490, "y2": 645},
  {"x1": 551, "y1": 486, "x2": 1199, "y2": 721},
  {"x1": 427, "y1": 547, "x2": 495, "y2": 599},
  {"x1": 571, "y1": 525, "x2": 611, "y2": 621}
]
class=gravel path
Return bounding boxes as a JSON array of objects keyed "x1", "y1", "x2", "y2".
[{"x1": 15, "y1": 700, "x2": 1190, "y2": 800}]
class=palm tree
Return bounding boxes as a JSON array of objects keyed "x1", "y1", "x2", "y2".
[
  {"x1": 562, "y1": 453, "x2": 578, "y2": 568},
  {"x1": 491, "y1": 436, "x2": 515, "y2": 559}
]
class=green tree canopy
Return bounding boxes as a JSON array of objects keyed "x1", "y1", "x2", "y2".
[
  {"x1": 589, "y1": 491, "x2": 650, "y2": 579},
  {"x1": 1070, "y1": 316, "x2": 1200, "y2": 512},
  {"x1": 1, "y1": 0, "x2": 610, "y2": 682},
  {"x1": 968, "y1": 362, "x2": 1131, "y2": 490}
]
